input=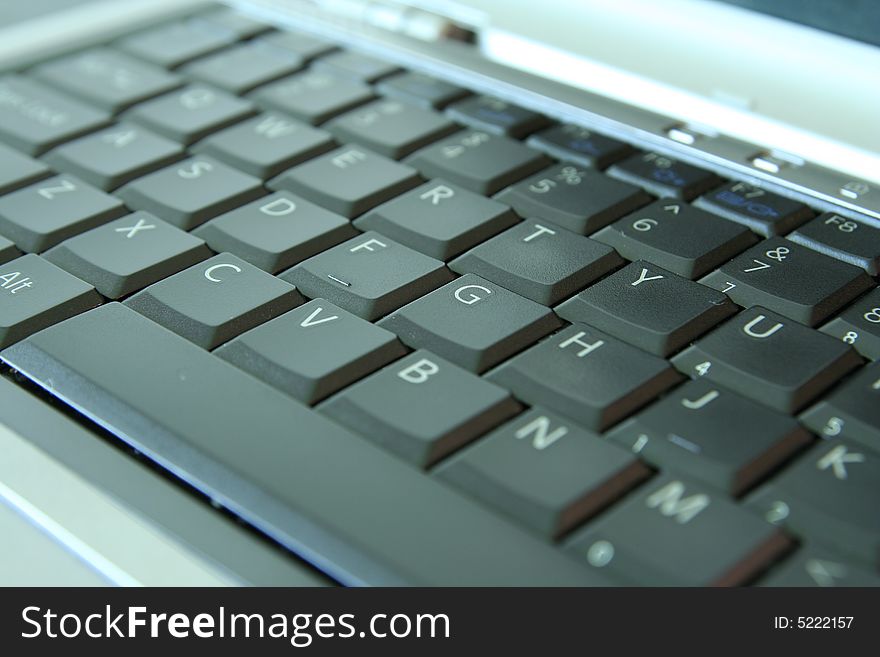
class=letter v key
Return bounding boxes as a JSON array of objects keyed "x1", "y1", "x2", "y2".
[{"x1": 300, "y1": 306, "x2": 339, "y2": 328}]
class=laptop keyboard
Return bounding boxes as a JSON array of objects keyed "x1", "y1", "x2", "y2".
[{"x1": 1, "y1": 5, "x2": 878, "y2": 587}]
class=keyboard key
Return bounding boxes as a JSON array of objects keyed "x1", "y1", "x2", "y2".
[
  {"x1": 280, "y1": 232, "x2": 453, "y2": 320},
  {"x1": 376, "y1": 72, "x2": 468, "y2": 109},
  {"x1": 0, "y1": 237, "x2": 20, "y2": 266},
  {"x1": 405, "y1": 130, "x2": 550, "y2": 195},
  {"x1": 199, "y1": 8, "x2": 272, "y2": 39},
  {"x1": 258, "y1": 31, "x2": 337, "y2": 61},
  {"x1": 800, "y1": 361, "x2": 880, "y2": 451},
  {"x1": 609, "y1": 380, "x2": 811, "y2": 495},
  {"x1": 526, "y1": 124, "x2": 634, "y2": 169},
  {"x1": 32, "y1": 48, "x2": 182, "y2": 112},
  {"x1": 435, "y1": 408, "x2": 650, "y2": 537},
  {"x1": 607, "y1": 152, "x2": 722, "y2": 200},
  {"x1": 118, "y1": 18, "x2": 238, "y2": 69},
  {"x1": 746, "y1": 440, "x2": 880, "y2": 567},
  {"x1": 192, "y1": 112, "x2": 334, "y2": 179},
  {"x1": 355, "y1": 179, "x2": 518, "y2": 260},
  {"x1": 0, "y1": 76, "x2": 110, "y2": 155},
  {"x1": 321, "y1": 350, "x2": 520, "y2": 467},
  {"x1": 127, "y1": 85, "x2": 256, "y2": 145},
  {"x1": 44, "y1": 123, "x2": 184, "y2": 190},
  {"x1": 819, "y1": 288, "x2": 880, "y2": 360},
  {"x1": 446, "y1": 95, "x2": 549, "y2": 138},
  {"x1": 495, "y1": 164, "x2": 651, "y2": 235},
  {"x1": 0, "y1": 175, "x2": 126, "y2": 253},
  {"x1": 251, "y1": 71, "x2": 374, "y2": 125},
  {"x1": 694, "y1": 181, "x2": 813, "y2": 236},
  {"x1": 379, "y1": 273, "x2": 562, "y2": 373},
  {"x1": 592, "y1": 200, "x2": 758, "y2": 279},
  {"x1": 268, "y1": 146, "x2": 420, "y2": 218},
  {"x1": 760, "y1": 545, "x2": 880, "y2": 587},
  {"x1": 450, "y1": 220, "x2": 622, "y2": 305},
  {"x1": 487, "y1": 324, "x2": 681, "y2": 431},
  {"x1": 787, "y1": 212, "x2": 880, "y2": 275},
  {"x1": 0, "y1": 142, "x2": 50, "y2": 195},
  {"x1": 312, "y1": 51, "x2": 400, "y2": 83},
  {"x1": 557, "y1": 261, "x2": 737, "y2": 356},
  {"x1": 672, "y1": 307, "x2": 861, "y2": 413},
  {"x1": 182, "y1": 41, "x2": 304, "y2": 94},
  {"x1": 44, "y1": 212, "x2": 211, "y2": 299},
  {"x1": 701, "y1": 237, "x2": 874, "y2": 326},
  {"x1": 125, "y1": 253, "x2": 303, "y2": 349},
  {"x1": 216, "y1": 299, "x2": 406, "y2": 404},
  {"x1": 325, "y1": 99, "x2": 458, "y2": 159},
  {"x1": 1, "y1": 303, "x2": 606, "y2": 585},
  {"x1": 565, "y1": 475, "x2": 790, "y2": 585},
  {"x1": 117, "y1": 156, "x2": 264, "y2": 230},
  {"x1": 194, "y1": 192, "x2": 356, "y2": 273},
  {"x1": 0, "y1": 254, "x2": 101, "y2": 348}
]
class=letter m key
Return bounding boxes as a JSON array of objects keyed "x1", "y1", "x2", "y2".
[{"x1": 645, "y1": 480, "x2": 710, "y2": 523}]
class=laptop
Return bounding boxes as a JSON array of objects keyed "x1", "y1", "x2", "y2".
[{"x1": 0, "y1": 0, "x2": 877, "y2": 586}]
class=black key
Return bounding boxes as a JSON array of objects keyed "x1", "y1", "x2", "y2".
[
  {"x1": 216, "y1": 299, "x2": 406, "y2": 404},
  {"x1": 0, "y1": 142, "x2": 50, "y2": 195},
  {"x1": 31, "y1": 48, "x2": 183, "y2": 112},
  {"x1": 44, "y1": 212, "x2": 211, "y2": 299},
  {"x1": 376, "y1": 72, "x2": 469, "y2": 109},
  {"x1": 192, "y1": 112, "x2": 334, "y2": 179},
  {"x1": 280, "y1": 232, "x2": 453, "y2": 320},
  {"x1": 0, "y1": 175, "x2": 126, "y2": 253},
  {"x1": 0, "y1": 76, "x2": 110, "y2": 155},
  {"x1": 268, "y1": 146, "x2": 421, "y2": 218},
  {"x1": 125, "y1": 253, "x2": 303, "y2": 349},
  {"x1": 117, "y1": 156, "x2": 264, "y2": 231},
  {"x1": 592, "y1": 200, "x2": 758, "y2": 279},
  {"x1": 450, "y1": 220, "x2": 623, "y2": 305},
  {"x1": 355, "y1": 179, "x2": 519, "y2": 260},
  {"x1": 182, "y1": 42, "x2": 304, "y2": 95},
  {"x1": 44, "y1": 123, "x2": 184, "y2": 190},
  {"x1": 118, "y1": 18, "x2": 238, "y2": 69},
  {"x1": 0, "y1": 237, "x2": 20, "y2": 266},
  {"x1": 701, "y1": 237, "x2": 874, "y2": 326},
  {"x1": 250, "y1": 71, "x2": 374, "y2": 125},
  {"x1": 312, "y1": 51, "x2": 400, "y2": 83},
  {"x1": 800, "y1": 361, "x2": 880, "y2": 451},
  {"x1": 495, "y1": 163, "x2": 651, "y2": 235},
  {"x1": 820, "y1": 288, "x2": 880, "y2": 360},
  {"x1": 672, "y1": 307, "x2": 861, "y2": 413},
  {"x1": 126, "y1": 85, "x2": 256, "y2": 145},
  {"x1": 694, "y1": 181, "x2": 813, "y2": 236},
  {"x1": 746, "y1": 440, "x2": 880, "y2": 567},
  {"x1": 609, "y1": 380, "x2": 811, "y2": 495},
  {"x1": 0, "y1": 254, "x2": 101, "y2": 348},
  {"x1": 487, "y1": 324, "x2": 681, "y2": 431},
  {"x1": 435, "y1": 408, "x2": 650, "y2": 538},
  {"x1": 607, "y1": 152, "x2": 721, "y2": 200},
  {"x1": 760, "y1": 545, "x2": 880, "y2": 587},
  {"x1": 445, "y1": 96, "x2": 549, "y2": 138},
  {"x1": 321, "y1": 350, "x2": 520, "y2": 467},
  {"x1": 788, "y1": 212, "x2": 880, "y2": 275},
  {"x1": 194, "y1": 192, "x2": 356, "y2": 273},
  {"x1": 378, "y1": 273, "x2": 562, "y2": 373},
  {"x1": 1, "y1": 303, "x2": 608, "y2": 585},
  {"x1": 565, "y1": 475, "x2": 790, "y2": 585},
  {"x1": 557, "y1": 261, "x2": 737, "y2": 356},
  {"x1": 405, "y1": 130, "x2": 550, "y2": 195},
  {"x1": 325, "y1": 99, "x2": 458, "y2": 159},
  {"x1": 258, "y1": 31, "x2": 337, "y2": 61},
  {"x1": 526, "y1": 124, "x2": 634, "y2": 169}
]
